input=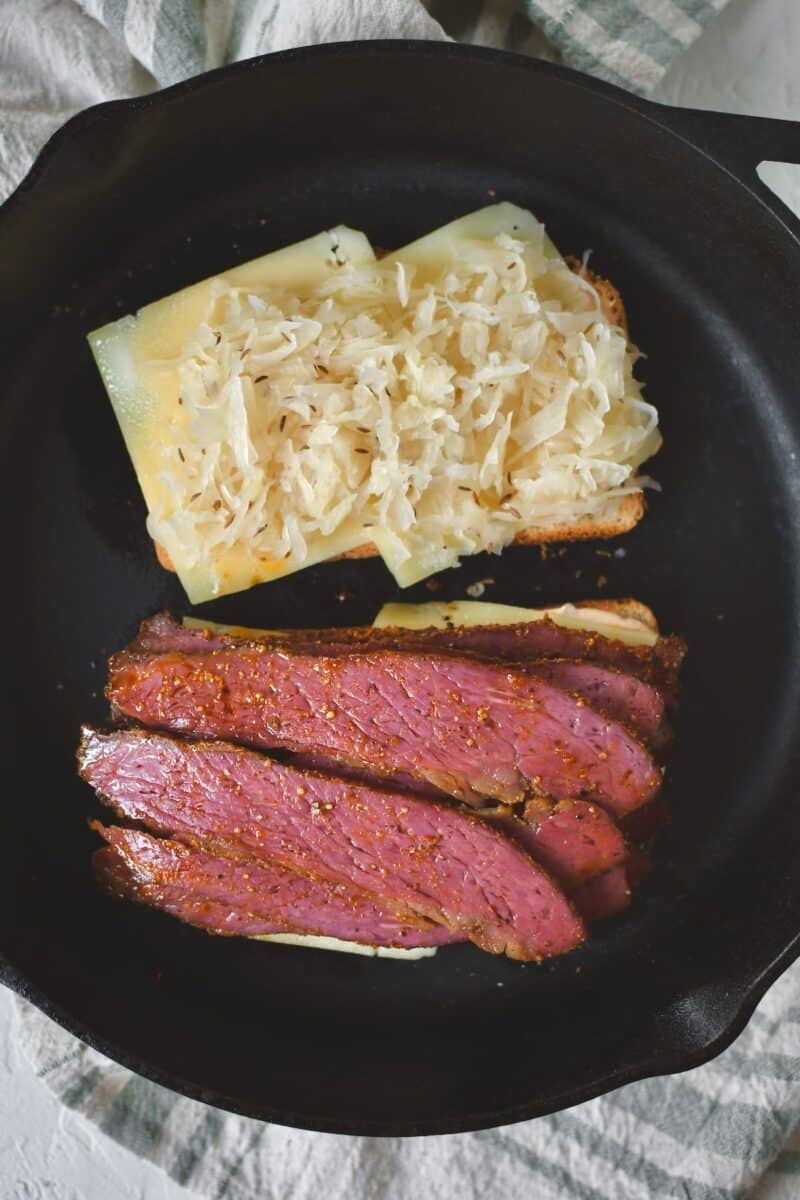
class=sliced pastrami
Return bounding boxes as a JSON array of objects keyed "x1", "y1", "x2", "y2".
[
  {"x1": 522, "y1": 660, "x2": 665, "y2": 740},
  {"x1": 79, "y1": 728, "x2": 584, "y2": 962},
  {"x1": 93, "y1": 824, "x2": 457, "y2": 948},
  {"x1": 133, "y1": 612, "x2": 685, "y2": 697},
  {"x1": 108, "y1": 632, "x2": 661, "y2": 814},
  {"x1": 479, "y1": 799, "x2": 628, "y2": 921}
]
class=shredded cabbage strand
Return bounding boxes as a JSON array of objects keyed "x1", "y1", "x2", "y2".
[{"x1": 147, "y1": 228, "x2": 661, "y2": 587}]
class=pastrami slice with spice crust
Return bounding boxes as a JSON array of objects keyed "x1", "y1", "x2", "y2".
[
  {"x1": 107, "y1": 630, "x2": 662, "y2": 814},
  {"x1": 79, "y1": 727, "x2": 585, "y2": 962},
  {"x1": 93, "y1": 824, "x2": 459, "y2": 950},
  {"x1": 134, "y1": 611, "x2": 685, "y2": 698},
  {"x1": 522, "y1": 660, "x2": 665, "y2": 740}
]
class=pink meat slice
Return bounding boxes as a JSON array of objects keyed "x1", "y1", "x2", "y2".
[
  {"x1": 274, "y1": 762, "x2": 630, "y2": 925},
  {"x1": 521, "y1": 660, "x2": 665, "y2": 740},
  {"x1": 571, "y1": 866, "x2": 632, "y2": 923},
  {"x1": 93, "y1": 824, "x2": 457, "y2": 948},
  {"x1": 135, "y1": 612, "x2": 685, "y2": 696},
  {"x1": 108, "y1": 630, "x2": 661, "y2": 815},
  {"x1": 479, "y1": 799, "x2": 628, "y2": 913},
  {"x1": 570, "y1": 842, "x2": 654, "y2": 923},
  {"x1": 519, "y1": 798, "x2": 628, "y2": 885},
  {"x1": 289, "y1": 750, "x2": 448, "y2": 800},
  {"x1": 78, "y1": 727, "x2": 585, "y2": 962},
  {"x1": 138, "y1": 619, "x2": 666, "y2": 742}
]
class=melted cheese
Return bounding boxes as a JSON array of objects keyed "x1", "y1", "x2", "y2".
[
  {"x1": 89, "y1": 227, "x2": 375, "y2": 602},
  {"x1": 254, "y1": 933, "x2": 437, "y2": 959},
  {"x1": 184, "y1": 600, "x2": 658, "y2": 647},
  {"x1": 374, "y1": 600, "x2": 659, "y2": 647},
  {"x1": 90, "y1": 205, "x2": 660, "y2": 604}
]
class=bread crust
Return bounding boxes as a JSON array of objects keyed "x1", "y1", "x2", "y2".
[
  {"x1": 573, "y1": 596, "x2": 659, "y2": 634},
  {"x1": 566, "y1": 260, "x2": 629, "y2": 338}
]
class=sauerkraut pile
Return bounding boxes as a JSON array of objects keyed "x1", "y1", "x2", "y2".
[{"x1": 89, "y1": 205, "x2": 661, "y2": 602}]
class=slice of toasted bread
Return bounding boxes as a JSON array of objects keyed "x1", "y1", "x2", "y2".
[
  {"x1": 154, "y1": 267, "x2": 639, "y2": 573},
  {"x1": 332, "y1": 491, "x2": 644, "y2": 561}
]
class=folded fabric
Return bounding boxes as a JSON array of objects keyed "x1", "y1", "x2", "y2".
[
  {"x1": 518, "y1": 0, "x2": 730, "y2": 91},
  {"x1": 0, "y1": 0, "x2": 732, "y2": 200},
  {"x1": 15, "y1": 957, "x2": 800, "y2": 1200}
]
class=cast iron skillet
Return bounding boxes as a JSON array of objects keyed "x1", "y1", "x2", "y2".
[{"x1": 1, "y1": 41, "x2": 800, "y2": 1135}]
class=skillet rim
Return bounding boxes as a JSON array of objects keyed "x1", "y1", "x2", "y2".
[
  {"x1": 3, "y1": 40, "x2": 800, "y2": 244},
  {"x1": 6, "y1": 930, "x2": 800, "y2": 1135}
]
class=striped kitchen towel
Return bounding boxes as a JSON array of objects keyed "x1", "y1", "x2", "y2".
[
  {"x1": 84, "y1": 0, "x2": 729, "y2": 93},
  {"x1": 15, "y1": 956, "x2": 800, "y2": 1200},
  {"x1": 426, "y1": 0, "x2": 729, "y2": 91}
]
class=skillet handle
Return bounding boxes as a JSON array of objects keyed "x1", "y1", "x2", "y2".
[
  {"x1": 654, "y1": 105, "x2": 800, "y2": 173},
  {"x1": 652, "y1": 105, "x2": 800, "y2": 231}
]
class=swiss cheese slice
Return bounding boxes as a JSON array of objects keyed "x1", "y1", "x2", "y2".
[
  {"x1": 89, "y1": 227, "x2": 376, "y2": 602},
  {"x1": 90, "y1": 206, "x2": 659, "y2": 603},
  {"x1": 374, "y1": 599, "x2": 659, "y2": 647}
]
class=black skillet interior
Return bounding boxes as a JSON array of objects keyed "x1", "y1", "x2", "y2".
[{"x1": 1, "y1": 42, "x2": 800, "y2": 1133}]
